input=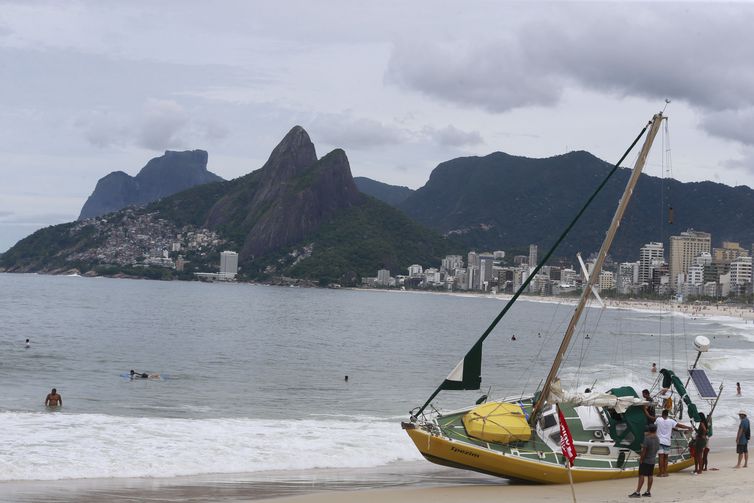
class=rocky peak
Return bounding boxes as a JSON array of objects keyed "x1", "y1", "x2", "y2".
[{"x1": 259, "y1": 126, "x2": 318, "y2": 181}]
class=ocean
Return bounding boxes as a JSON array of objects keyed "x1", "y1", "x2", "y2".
[{"x1": 1, "y1": 273, "x2": 752, "y2": 490}]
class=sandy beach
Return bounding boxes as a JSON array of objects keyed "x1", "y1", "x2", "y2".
[{"x1": 4, "y1": 448, "x2": 751, "y2": 503}]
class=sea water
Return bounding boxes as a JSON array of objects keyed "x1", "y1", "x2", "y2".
[{"x1": 1, "y1": 273, "x2": 752, "y2": 482}]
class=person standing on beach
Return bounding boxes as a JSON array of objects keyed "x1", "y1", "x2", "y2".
[
  {"x1": 655, "y1": 409, "x2": 693, "y2": 477},
  {"x1": 736, "y1": 410, "x2": 749, "y2": 468},
  {"x1": 45, "y1": 388, "x2": 62, "y2": 407},
  {"x1": 694, "y1": 413, "x2": 708, "y2": 474},
  {"x1": 629, "y1": 423, "x2": 659, "y2": 498},
  {"x1": 737, "y1": 382, "x2": 742, "y2": 396}
]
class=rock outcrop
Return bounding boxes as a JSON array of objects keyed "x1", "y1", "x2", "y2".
[
  {"x1": 79, "y1": 150, "x2": 223, "y2": 220},
  {"x1": 206, "y1": 126, "x2": 363, "y2": 259}
]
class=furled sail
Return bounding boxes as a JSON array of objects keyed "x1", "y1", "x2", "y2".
[{"x1": 547, "y1": 379, "x2": 647, "y2": 413}]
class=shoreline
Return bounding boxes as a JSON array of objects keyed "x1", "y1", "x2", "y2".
[{"x1": 3, "y1": 447, "x2": 751, "y2": 503}]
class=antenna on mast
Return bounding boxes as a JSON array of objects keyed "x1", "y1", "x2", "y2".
[{"x1": 662, "y1": 98, "x2": 671, "y2": 113}]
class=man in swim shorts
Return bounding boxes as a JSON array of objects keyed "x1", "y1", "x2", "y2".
[
  {"x1": 45, "y1": 388, "x2": 62, "y2": 407},
  {"x1": 654, "y1": 409, "x2": 692, "y2": 476}
]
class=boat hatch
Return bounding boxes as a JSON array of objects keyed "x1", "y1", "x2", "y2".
[{"x1": 575, "y1": 406, "x2": 605, "y2": 430}]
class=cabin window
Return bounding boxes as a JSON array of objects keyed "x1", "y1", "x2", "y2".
[
  {"x1": 590, "y1": 446, "x2": 611, "y2": 456},
  {"x1": 541, "y1": 414, "x2": 558, "y2": 430},
  {"x1": 574, "y1": 445, "x2": 589, "y2": 454},
  {"x1": 550, "y1": 433, "x2": 561, "y2": 444}
]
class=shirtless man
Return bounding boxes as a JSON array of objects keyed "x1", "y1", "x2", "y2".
[{"x1": 45, "y1": 388, "x2": 62, "y2": 407}]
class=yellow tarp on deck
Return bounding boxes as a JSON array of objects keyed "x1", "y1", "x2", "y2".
[{"x1": 462, "y1": 402, "x2": 532, "y2": 443}]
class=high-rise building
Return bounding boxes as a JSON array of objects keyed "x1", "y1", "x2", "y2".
[
  {"x1": 598, "y1": 271, "x2": 615, "y2": 291},
  {"x1": 479, "y1": 254, "x2": 495, "y2": 287},
  {"x1": 220, "y1": 250, "x2": 238, "y2": 279},
  {"x1": 467, "y1": 266, "x2": 479, "y2": 290},
  {"x1": 467, "y1": 251, "x2": 480, "y2": 270},
  {"x1": 407, "y1": 264, "x2": 423, "y2": 277},
  {"x1": 713, "y1": 241, "x2": 748, "y2": 264},
  {"x1": 529, "y1": 244, "x2": 538, "y2": 268},
  {"x1": 639, "y1": 242, "x2": 664, "y2": 285},
  {"x1": 441, "y1": 255, "x2": 464, "y2": 273},
  {"x1": 377, "y1": 269, "x2": 391, "y2": 286},
  {"x1": 493, "y1": 250, "x2": 506, "y2": 260},
  {"x1": 669, "y1": 230, "x2": 711, "y2": 290},
  {"x1": 730, "y1": 256, "x2": 753, "y2": 288}
]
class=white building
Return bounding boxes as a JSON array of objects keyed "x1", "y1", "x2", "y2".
[
  {"x1": 220, "y1": 250, "x2": 239, "y2": 279},
  {"x1": 441, "y1": 255, "x2": 464, "y2": 273},
  {"x1": 639, "y1": 242, "x2": 664, "y2": 285},
  {"x1": 479, "y1": 254, "x2": 495, "y2": 287},
  {"x1": 424, "y1": 267, "x2": 442, "y2": 286},
  {"x1": 377, "y1": 269, "x2": 391, "y2": 287},
  {"x1": 561, "y1": 268, "x2": 577, "y2": 286},
  {"x1": 529, "y1": 244, "x2": 538, "y2": 268},
  {"x1": 408, "y1": 264, "x2": 423, "y2": 277},
  {"x1": 730, "y1": 256, "x2": 753, "y2": 289}
]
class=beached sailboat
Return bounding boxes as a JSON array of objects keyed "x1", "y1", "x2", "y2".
[{"x1": 402, "y1": 112, "x2": 719, "y2": 483}]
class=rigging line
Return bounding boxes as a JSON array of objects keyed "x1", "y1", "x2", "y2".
[
  {"x1": 519, "y1": 300, "x2": 566, "y2": 396},
  {"x1": 413, "y1": 121, "x2": 650, "y2": 416}
]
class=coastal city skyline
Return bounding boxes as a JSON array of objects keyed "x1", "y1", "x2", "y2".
[{"x1": 367, "y1": 230, "x2": 753, "y2": 301}]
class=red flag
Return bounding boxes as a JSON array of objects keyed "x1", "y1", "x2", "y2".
[{"x1": 557, "y1": 405, "x2": 577, "y2": 467}]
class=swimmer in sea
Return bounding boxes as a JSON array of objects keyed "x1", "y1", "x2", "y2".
[
  {"x1": 25, "y1": 338, "x2": 30, "y2": 348},
  {"x1": 130, "y1": 369, "x2": 160, "y2": 379},
  {"x1": 45, "y1": 388, "x2": 62, "y2": 407}
]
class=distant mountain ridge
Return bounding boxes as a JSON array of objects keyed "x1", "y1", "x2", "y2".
[
  {"x1": 354, "y1": 177, "x2": 414, "y2": 206},
  {"x1": 78, "y1": 149, "x2": 223, "y2": 220},
  {"x1": 3, "y1": 127, "x2": 452, "y2": 283},
  {"x1": 395, "y1": 150, "x2": 754, "y2": 260}
]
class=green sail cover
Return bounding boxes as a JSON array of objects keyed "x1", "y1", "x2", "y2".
[
  {"x1": 440, "y1": 342, "x2": 482, "y2": 390},
  {"x1": 606, "y1": 386, "x2": 647, "y2": 453},
  {"x1": 660, "y1": 368, "x2": 702, "y2": 423}
]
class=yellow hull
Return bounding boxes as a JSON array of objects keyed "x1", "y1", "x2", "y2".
[{"x1": 405, "y1": 426, "x2": 695, "y2": 484}]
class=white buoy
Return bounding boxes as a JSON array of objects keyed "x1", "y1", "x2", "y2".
[{"x1": 694, "y1": 335, "x2": 710, "y2": 353}]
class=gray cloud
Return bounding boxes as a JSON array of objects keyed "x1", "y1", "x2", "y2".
[
  {"x1": 423, "y1": 125, "x2": 483, "y2": 147},
  {"x1": 75, "y1": 100, "x2": 229, "y2": 151},
  {"x1": 136, "y1": 99, "x2": 189, "y2": 150},
  {"x1": 722, "y1": 145, "x2": 754, "y2": 177},
  {"x1": 386, "y1": 4, "x2": 754, "y2": 145},
  {"x1": 701, "y1": 108, "x2": 754, "y2": 146},
  {"x1": 309, "y1": 113, "x2": 409, "y2": 150}
]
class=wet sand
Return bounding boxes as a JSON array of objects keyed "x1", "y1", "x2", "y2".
[{"x1": 4, "y1": 448, "x2": 750, "y2": 503}]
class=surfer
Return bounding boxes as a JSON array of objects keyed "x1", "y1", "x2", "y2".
[
  {"x1": 45, "y1": 388, "x2": 62, "y2": 407},
  {"x1": 511, "y1": 334, "x2": 516, "y2": 341},
  {"x1": 130, "y1": 369, "x2": 159, "y2": 379}
]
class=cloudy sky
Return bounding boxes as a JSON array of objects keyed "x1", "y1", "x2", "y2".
[{"x1": 1, "y1": 1, "x2": 753, "y2": 251}]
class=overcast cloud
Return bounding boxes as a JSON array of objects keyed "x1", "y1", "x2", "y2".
[{"x1": 1, "y1": 1, "x2": 754, "y2": 251}]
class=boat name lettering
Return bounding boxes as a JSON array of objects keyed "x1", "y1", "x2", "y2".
[{"x1": 450, "y1": 446, "x2": 480, "y2": 458}]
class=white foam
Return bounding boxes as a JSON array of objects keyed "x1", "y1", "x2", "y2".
[{"x1": 0, "y1": 413, "x2": 421, "y2": 481}]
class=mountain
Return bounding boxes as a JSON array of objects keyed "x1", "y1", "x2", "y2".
[
  {"x1": 78, "y1": 150, "x2": 223, "y2": 220},
  {"x1": 354, "y1": 177, "x2": 414, "y2": 206},
  {"x1": 2, "y1": 127, "x2": 453, "y2": 283},
  {"x1": 398, "y1": 150, "x2": 754, "y2": 260}
]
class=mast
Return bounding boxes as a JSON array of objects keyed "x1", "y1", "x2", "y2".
[{"x1": 530, "y1": 112, "x2": 665, "y2": 423}]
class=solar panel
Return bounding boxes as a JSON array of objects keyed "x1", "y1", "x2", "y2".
[{"x1": 689, "y1": 369, "x2": 717, "y2": 399}]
